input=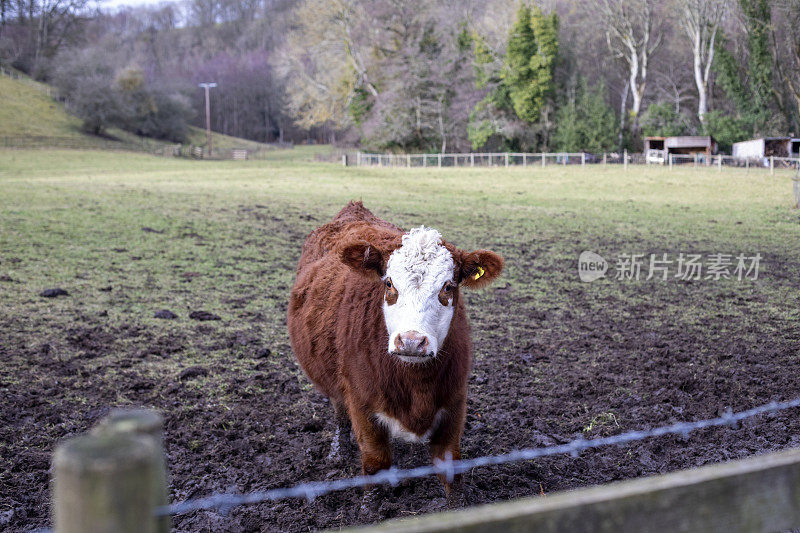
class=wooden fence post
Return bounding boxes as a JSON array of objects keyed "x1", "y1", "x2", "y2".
[
  {"x1": 718, "y1": 155, "x2": 722, "y2": 172},
  {"x1": 522, "y1": 153, "x2": 527, "y2": 167},
  {"x1": 694, "y1": 153, "x2": 698, "y2": 168},
  {"x1": 342, "y1": 154, "x2": 347, "y2": 167},
  {"x1": 53, "y1": 429, "x2": 164, "y2": 533},
  {"x1": 470, "y1": 153, "x2": 474, "y2": 167},
  {"x1": 52, "y1": 409, "x2": 169, "y2": 533},
  {"x1": 542, "y1": 153, "x2": 546, "y2": 168},
  {"x1": 669, "y1": 153, "x2": 673, "y2": 170},
  {"x1": 562, "y1": 152, "x2": 567, "y2": 166},
  {"x1": 357, "y1": 152, "x2": 361, "y2": 167},
  {"x1": 624, "y1": 149, "x2": 628, "y2": 170},
  {"x1": 770, "y1": 155, "x2": 774, "y2": 175},
  {"x1": 505, "y1": 153, "x2": 509, "y2": 168},
  {"x1": 581, "y1": 153, "x2": 586, "y2": 167},
  {"x1": 603, "y1": 153, "x2": 607, "y2": 166}
]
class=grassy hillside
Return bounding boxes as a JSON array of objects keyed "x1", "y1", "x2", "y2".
[
  {"x1": 0, "y1": 74, "x2": 273, "y2": 154},
  {"x1": 0, "y1": 75, "x2": 86, "y2": 140}
]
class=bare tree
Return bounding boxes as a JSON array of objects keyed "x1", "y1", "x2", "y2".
[
  {"x1": 273, "y1": 0, "x2": 376, "y2": 130},
  {"x1": 597, "y1": 0, "x2": 663, "y2": 137},
  {"x1": 676, "y1": 0, "x2": 725, "y2": 121}
]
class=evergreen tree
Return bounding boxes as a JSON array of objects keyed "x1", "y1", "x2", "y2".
[
  {"x1": 553, "y1": 78, "x2": 617, "y2": 152},
  {"x1": 503, "y1": 4, "x2": 558, "y2": 123},
  {"x1": 712, "y1": 2, "x2": 783, "y2": 136},
  {"x1": 640, "y1": 102, "x2": 691, "y2": 137},
  {"x1": 740, "y1": 0, "x2": 773, "y2": 114},
  {"x1": 468, "y1": 3, "x2": 558, "y2": 150}
]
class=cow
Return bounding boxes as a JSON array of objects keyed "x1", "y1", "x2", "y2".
[{"x1": 287, "y1": 201, "x2": 503, "y2": 504}]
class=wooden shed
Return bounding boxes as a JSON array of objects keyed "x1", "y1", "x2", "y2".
[
  {"x1": 644, "y1": 135, "x2": 717, "y2": 163},
  {"x1": 664, "y1": 136, "x2": 717, "y2": 156}
]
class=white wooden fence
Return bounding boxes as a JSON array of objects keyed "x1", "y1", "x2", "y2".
[{"x1": 350, "y1": 151, "x2": 800, "y2": 174}]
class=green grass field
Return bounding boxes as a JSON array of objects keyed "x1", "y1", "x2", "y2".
[
  {"x1": 2, "y1": 148, "x2": 798, "y2": 384},
  {"x1": 2, "y1": 148, "x2": 800, "y2": 530}
]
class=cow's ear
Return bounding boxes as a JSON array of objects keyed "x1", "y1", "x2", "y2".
[
  {"x1": 459, "y1": 250, "x2": 503, "y2": 289},
  {"x1": 340, "y1": 240, "x2": 385, "y2": 277}
]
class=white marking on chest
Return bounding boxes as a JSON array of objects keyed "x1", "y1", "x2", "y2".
[{"x1": 374, "y1": 409, "x2": 446, "y2": 443}]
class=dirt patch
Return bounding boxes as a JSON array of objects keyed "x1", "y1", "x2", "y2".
[
  {"x1": 189, "y1": 310, "x2": 222, "y2": 321},
  {"x1": 3, "y1": 234, "x2": 800, "y2": 532}
]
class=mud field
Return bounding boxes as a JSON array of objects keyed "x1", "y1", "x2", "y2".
[{"x1": 2, "y1": 152, "x2": 800, "y2": 532}]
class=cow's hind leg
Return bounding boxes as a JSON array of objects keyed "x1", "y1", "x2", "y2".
[{"x1": 327, "y1": 399, "x2": 355, "y2": 464}]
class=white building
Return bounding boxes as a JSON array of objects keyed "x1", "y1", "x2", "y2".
[{"x1": 732, "y1": 137, "x2": 800, "y2": 159}]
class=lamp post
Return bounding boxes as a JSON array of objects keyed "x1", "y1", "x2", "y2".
[{"x1": 198, "y1": 82, "x2": 217, "y2": 157}]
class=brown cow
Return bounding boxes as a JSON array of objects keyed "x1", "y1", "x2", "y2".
[{"x1": 288, "y1": 201, "x2": 503, "y2": 501}]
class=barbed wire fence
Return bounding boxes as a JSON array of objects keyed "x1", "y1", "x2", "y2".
[{"x1": 157, "y1": 395, "x2": 800, "y2": 517}]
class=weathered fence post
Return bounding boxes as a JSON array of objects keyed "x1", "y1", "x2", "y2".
[
  {"x1": 407, "y1": 154, "x2": 411, "y2": 168},
  {"x1": 718, "y1": 155, "x2": 722, "y2": 172},
  {"x1": 542, "y1": 153, "x2": 546, "y2": 168},
  {"x1": 437, "y1": 153, "x2": 442, "y2": 168},
  {"x1": 669, "y1": 153, "x2": 673, "y2": 170},
  {"x1": 92, "y1": 410, "x2": 170, "y2": 533},
  {"x1": 470, "y1": 153, "x2": 474, "y2": 167},
  {"x1": 624, "y1": 149, "x2": 628, "y2": 170},
  {"x1": 342, "y1": 154, "x2": 347, "y2": 167},
  {"x1": 353, "y1": 447, "x2": 800, "y2": 533},
  {"x1": 770, "y1": 155, "x2": 775, "y2": 175},
  {"x1": 505, "y1": 153, "x2": 509, "y2": 168},
  {"x1": 793, "y1": 176, "x2": 800, "y2": 208},
  {"x1": 694, "y1": 153, "x2": 698, "y2": 168},
  {"x1": 356, "y1": 152, "x2": 361, "y2": 167},
  {"x1": 522, "y1": 153, "x2": 527, "y2": 167},
  {"x1": 562, "y1": 152, "x2": 567, "y2": 166},
  {"x1": 53, "y1": 410, "x2": 168, "y2": 533},
  {"x1": 581, "y1": 153, "x2": 586, "y2": 167},
  {"x1": 52, "y1": 409, "x2": 170, "y2": 533},
  {"x1": 603, "y1": 152, "x2": 607, "y2": 166}
]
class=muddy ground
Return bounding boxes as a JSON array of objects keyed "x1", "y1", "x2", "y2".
[{"x1": 2, "y1": 199, "x2": 800, "y2": 532}]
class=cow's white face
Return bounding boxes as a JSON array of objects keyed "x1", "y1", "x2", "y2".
[{"x1": 382, "y1": 227, "x2": 456, "y2": 363}]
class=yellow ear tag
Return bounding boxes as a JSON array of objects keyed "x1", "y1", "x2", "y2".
[{"x1": 473, "y1": 266, "x2": 485, "y2": 280}]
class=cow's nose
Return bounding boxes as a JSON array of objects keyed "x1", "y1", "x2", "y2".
[{"x1": 394, "y1": 331, "x2": 430, "y2": 355}]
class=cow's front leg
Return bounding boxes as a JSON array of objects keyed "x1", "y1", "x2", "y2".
[
  {"x1": 429, "y1": 406, "x2": 466, "y2": 508},
  {"x1": 348, "y1": 402, "x2": 391, "y2": 518}
]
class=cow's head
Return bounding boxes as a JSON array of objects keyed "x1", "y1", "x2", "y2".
[{"x1": 340, "y1": 226, "x2": 503, "y2": 363}]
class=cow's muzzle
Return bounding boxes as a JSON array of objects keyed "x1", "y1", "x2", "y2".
[{"x1": 392, "y1": 330, "x2": 432, "y2": 358}]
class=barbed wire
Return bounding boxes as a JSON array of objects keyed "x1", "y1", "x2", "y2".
[{"x1": 158, "y1": 395, "x2": 800, "y2": 517}]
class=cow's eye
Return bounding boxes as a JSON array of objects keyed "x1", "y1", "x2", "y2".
[
  {"x1": 385, "y1": 279, "x2": 393, "y2": 289},
  {"x1": 443, "y1": 283, "x2": 452, "y2": 292}
]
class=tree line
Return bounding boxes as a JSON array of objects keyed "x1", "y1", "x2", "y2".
[{"x1": 1, "y1": 0, "x2": 799, "y2": 152}]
